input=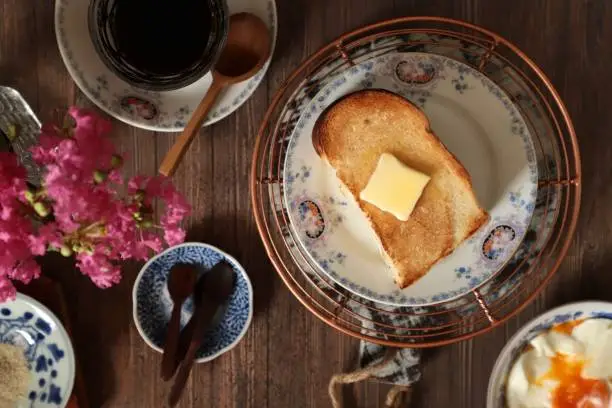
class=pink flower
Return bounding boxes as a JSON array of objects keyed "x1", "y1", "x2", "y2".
[
  {"x1": 29, "y1": 124, "x2": 63, "y2": 165},
  {"x1": 76, "y1": 252, "x2": 121, "y2": 288},
  {"x1": 0, "y1": 151, "x2": 40, "y2": 298},
  {"x1": 161, "y1": 192, "x2": 191, "y2": 226},
  {"x1": 0, "y1": 106, "x2": 191, "y2": 302},
  {"x1": 0, "y1": 152, "x2": 26, "y2": 200},
  {"x1": 68, "y1": 107, "x2": 116, "y2": 170},
  {"x1": 127, "y1": 175, "x2": 191, "y2": 246},
  {"x1": 28, "y1": 236, "x2": 47, "y2": 256},
  {"x1": 7, "y1": 258, "x2": 40, "y2": 284},
  {"x1": 29, "y1": 223, "x2": 63, "y2": 255},
  {"x1": 131, "y1": 233, "x2": 163, "y2": 260},
  {"x1": 0, "y1": 212, "x2": 39, "y2": 298},
  {"x1": 0, "y1": 276, "x2": 16, "y2": 302},
  {"x1": 108, "y1": 169, "x2": 123, "y2": 184},
  {"x1": 164, "y1": 227, "x2": 186, "y2": 247}
]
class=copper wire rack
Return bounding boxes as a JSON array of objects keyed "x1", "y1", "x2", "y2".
[{"x1": 250, "y1": 17, "x2": 581, "y2": 347}]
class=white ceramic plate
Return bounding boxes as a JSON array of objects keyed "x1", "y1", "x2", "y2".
[
  {"x1": 55, "y1": 0, "x2": 277, "y2": 131},
  {"x1": 283, "y1": 53, "x2": 538, "y2": 306},
  {"x1": 487, "y1": 301, "x2": 612, "y2": 408},
  {"x1": 1, "y1": 293, "x2": 75, "y2": 408}
]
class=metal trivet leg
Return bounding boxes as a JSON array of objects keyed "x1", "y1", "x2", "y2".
[
  {"x1": 473, "y1": 289, "x2": 497, "y2": 324},
  {"x1": 336, "y1": 42, "x2": 356, "y2": 66},
  {"x1": 538, "y1": 177, "x2": 580, "y2": 187},
  {"x1": 478, "y1": 40, "x2": 499, "y2": 72},
  {"x1": 257, "y1": 176, "x2": 281, "y2": 185}
]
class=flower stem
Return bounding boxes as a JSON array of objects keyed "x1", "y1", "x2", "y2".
[{"x1": 79, "y1": 221, "x2": 105, "y2": 235}]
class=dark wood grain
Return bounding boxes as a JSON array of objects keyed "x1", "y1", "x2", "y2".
[{"x1": 1, "y1": 0, "x2": 610, "y2": 407}]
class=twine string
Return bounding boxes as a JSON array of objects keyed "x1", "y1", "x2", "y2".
[{"x1": 328, "y1": 348, "x2": 412, "y2": 408}]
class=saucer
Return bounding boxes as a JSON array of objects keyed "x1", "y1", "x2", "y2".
[
  {"x1": 283, "y1": 53, "x2": 538, "y2": 306},
  {"x1": 132, "y1": 243, "x2": 253, "y2": 363},
  {"x1": 1, "y1": 293, "x2": 75, "y2": 408},
  {"x1": 55, "y1": 0, "x2": 277, "y2": 131}
]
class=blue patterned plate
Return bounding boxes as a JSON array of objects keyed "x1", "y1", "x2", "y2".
[
  {"x1": 54, "y1": 0, "x2": 277, "y2": 131},
  {"x1": 132, "y1": 243, "x2": 253, "y2": 363},
  {"x1": 1, "y1": 293, "x2": 75, "y2": 408},
  {"x1": 284, "y1": 53, "x2": 538, "y2": 306},
  {"x1": 487, "y1": 301, "x2": 612, "y2": 408}
]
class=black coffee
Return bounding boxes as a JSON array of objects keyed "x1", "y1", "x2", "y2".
[{"x1": 111, "y1": 0, "x2": 212, "y2": 76}]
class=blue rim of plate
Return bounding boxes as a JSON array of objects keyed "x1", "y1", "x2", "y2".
[
  {"x1": 131, "y1": 242, "x2": 254, "y2": 363},
  {"x1": 1, "y1": 293, "x2": 76, "y2": 408},
  {"x1": 283, "y1": 52, "x2": 538, "y2": 306},
  {"x1": 54, "y1": 0, "x2": 277, "y2": 131}
]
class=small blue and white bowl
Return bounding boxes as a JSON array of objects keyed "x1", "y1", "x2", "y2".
[
  {"x1": 132, "y1": 243, "x2": 253, "y2": 363},
  {"x1": 487, "y1": 301, "x2": 612, "y2": 407},
  {"x1": 1, "y1": 293, "x2": 75, "y2": 408}
]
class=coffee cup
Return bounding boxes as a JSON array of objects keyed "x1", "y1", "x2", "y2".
[{"x1": 88, "y1": 0, "x2": 228, "y2": 92}]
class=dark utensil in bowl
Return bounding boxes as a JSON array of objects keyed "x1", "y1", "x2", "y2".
[
  {"x1": 160, "y1": 263, "x2": 197, "y2": 381},
  {"x1": 168, "y1": 261, "x2": 235, "y2": 406},
  {"x1": 88, "y1": 0, "x2": 229, "y2": 92}
]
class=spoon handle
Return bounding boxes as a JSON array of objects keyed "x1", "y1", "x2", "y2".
[
  {"x1": 158, "y1": 79, "x2": 224, "y2": 177},
  {"x1": 168, "y1": 299, "x2": 217, "y2": 406},
  {"x1": 160, "y1": 305, "x2": 182, "y2": 380},
  {"x1": 171, "y1": 313, "x2": 195, "y2": 375}
]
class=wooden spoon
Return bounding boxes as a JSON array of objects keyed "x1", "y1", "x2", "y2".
[
  {"x1": 160, "y1": 263, "x2": 197, "y2": 381},
  {"x1": 168, "y1": 262, "x2": 236, "y2": 406},
  {"x1": 158, "y1": 12, "x2": 272, "y2": 177}
]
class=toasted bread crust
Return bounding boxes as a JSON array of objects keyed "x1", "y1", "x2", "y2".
[{"x1": 313, "y1": 89, "x2": 489, "y2": 288}]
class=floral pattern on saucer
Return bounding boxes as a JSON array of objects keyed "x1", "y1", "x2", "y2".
[
  {"x1": 288, "y1": 192, "x2": 346, "y2": 240},
  {"x1": 55, "y1": 0, "x2": 277, "y2": 131},
  {"x1": 0, "y1": 294, "x2": 75, "y2": 408},
  {"x1": 283, "y1": 53, "x2": 538, "y2": 306}
]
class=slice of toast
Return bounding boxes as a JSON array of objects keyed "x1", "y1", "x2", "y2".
[{"x1": 313, "y1": 90, "x2": 489, "y2": 288}]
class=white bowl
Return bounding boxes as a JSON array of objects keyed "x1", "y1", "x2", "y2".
[{"x1": 487, "y1": 301, "x2": 612, "y2": 407}]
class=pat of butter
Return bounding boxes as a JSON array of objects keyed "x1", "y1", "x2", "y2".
[{"x1": 359, "y1": 153, "x2": 430, "y2": 221}]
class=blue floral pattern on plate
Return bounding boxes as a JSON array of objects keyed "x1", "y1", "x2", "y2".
[
  {"x1": 1, "y1": 294, "x2": 75, "y2": 408},
  {"x1": 283, "y1": 52, "x2": 539, "y2": 306},
  {"x1": 487, "y1": 302, "x2": 612, "y2": 408},
  {"x1": 55, "y1": 0, "x2": 277, "y2": 131},
  {"x1": 132, "y1": 243, "x2": 253, "y2": 362}
]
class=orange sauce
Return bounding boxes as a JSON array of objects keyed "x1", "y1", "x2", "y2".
[
  {"x1": 537, "y1": 353, "x2": 610, "y2": 407},
  {"x1": 552, "y1": 319, "x2": 584, "y2": 335}
]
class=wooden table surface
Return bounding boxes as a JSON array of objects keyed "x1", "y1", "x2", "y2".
[{"x1": 0, "y1": 0, "x2": 609, "y2": 407}]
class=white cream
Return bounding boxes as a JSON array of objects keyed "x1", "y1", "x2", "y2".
[
  {"x1": 506, "y1": 318, "x2": 612, "y2": 408},
  {"x1": 506, "y1": 349, "x2": 555, "y2": 408},
  {"x1": 530, "y1": 331, "x2": 584, "y2": 357},
  {"x1": 574, "y1": 319, "x2": 612, "y2": 380}
]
